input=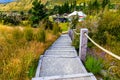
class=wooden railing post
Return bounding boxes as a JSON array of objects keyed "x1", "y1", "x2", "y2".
[
  {"x1": 68, "y1": 29, "x2": 74, "y2": 41},
  {"x1": 79, "y1": 28, "x2": 88, "y2": 62}
]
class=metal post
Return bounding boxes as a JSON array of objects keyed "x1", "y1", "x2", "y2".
[{"x1": 79, "y1": 28, "x2": 88, "y2": 62}]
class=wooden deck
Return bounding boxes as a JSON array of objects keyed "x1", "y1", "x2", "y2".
[{"x1": 32, "y1": 34, "x2": 96, "y2": 80}]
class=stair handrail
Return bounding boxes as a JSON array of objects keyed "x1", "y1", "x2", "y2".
[{"x1": 84, "y1": 33, "x2": 120, "y2": 60}]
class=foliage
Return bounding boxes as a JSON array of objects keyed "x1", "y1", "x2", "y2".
[
  {"x1": 53, "y1": 0, "x2": 77, "y2": 14},
  {"x1": 24, "y1": 27, "x2": 34, "y2": 41},
  {"x1": 93, "y1": 11, "x2": 120, "y2": 45},
  {"x1": 80, "y1": 11, "x2": 120, "y2": 79},
  {"x1": 12, "y1": 28, "x2": 24, "y2": 40},
  {"x1": 0, "y1": 12, "x2": 29, "y2": 26},
  {"x1": 70, "y1": 15, "x2": 79, "y2": 29},
  {"x1": 44, "y1": 19, "x2": 53, "y2": 30},
  {"x1": 72, "y1": 34, "x2": 79, "y2": 50},
  {"x1": 3, "y1": 15, "x2": 21, "y2": 25},
  {"x1": 85, "y1": 55, "x2": 103, "y2": 74},
  {"x1": 53, "y1": 22, "x2": 60, "y2": 34},
  {"x1": 0, "y1": 26, "x2": 58, "y2": 80},
  {"x1": 35, "y1": 28, "x2": 46, "y2": 42},
  {"x1": 30, "y1": 0, "x2": 47, "y2": 27},
  {"x1": 59, "y1": 23, "x2": 68, "y2": 32},
  {"x1": 102, "y1": 0, "x2": 110, "y2": 10}
]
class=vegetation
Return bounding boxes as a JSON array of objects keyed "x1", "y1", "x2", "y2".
[
  {"x1": 0, "y1": 1, "x2": 61, "y2": 79},
  {"x1": 68, "y1": 0, "x2": 120, "y2": 79},
  {"x1": 0, "y1": 0, "x2": 120, "y2": 79},
  {"x1": 85, "y1": 55, "x2": 103, "y2": 74},
  {"x1": 35, "y1": 28, "x2": 46, "y2": 42},
  {"x1": 0, "y1": 25, "x2": 59, "y2": 80},
  {"x1": 59, "y1": 23, "x2": 68, "y2": 32},
  {"x1": 30, "y1": 0, "x2": 47, "y2": 27},
  {"x1": 53, "y1": 22, "x2": 60, "y2": 35},
  {"x1": 53, "y1": 0, "x2": 77, "y2": 15}
]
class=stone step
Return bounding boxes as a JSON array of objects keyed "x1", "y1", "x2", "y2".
[
  {"x1": 54, "y1": 41, "x2": 72, "y2": 43},
  {"x1": 53, "y1": 42, "x2": 71, "y2": 45},
  {"x1": 57, "y1": 37, "x2": 70, "y2": 40},
  {"x1": 52, "y1": 43, "x2": 71, "y2": 46},
  {"x1": 50, "y1": 46, "x2": 74, "y2": 48},
  {"x1": 44, "y1": 50, "x2": 77, "y2": 57},
  {"x1": 52, "y1": 42, "x2": 72, "y2": 46},
  {"x1": 39, "y1": 57, "x2": 87, "y2": 77},
  {"x1": 56, "y1": 37, "x2": 71, "y2": 41},
  {"x1": 32, "y1": 73, "x2": 97, "y2": 80},
  {"x1": 48, "y1": 47, "x2": 75, "y2": 51},
  {"x1": 33, "y1": 34, "x2": 97, "y2": 80}
]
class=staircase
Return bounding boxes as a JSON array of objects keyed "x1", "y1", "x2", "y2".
[{"x1": 32, "y1": 34, "x2": 96, "y2": 80}]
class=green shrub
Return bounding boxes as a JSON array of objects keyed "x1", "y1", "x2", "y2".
[
  {"x1": 85, "y1": 55, "x2": 103, "y2": 74},
  {"x1": 3, "y1": 16, "x2": 21, "y2": 25},
  {"x1": 12, "y1": 28, "x2": 23, "y2": 40},
  {"x1": 70, "y1": 15, "x2": 79, "y2": 29},
  {"x1": 59, "y1": 23, "x2": 68, "y2": 32},
  {"x1": 53, "y1": 22, "x2": 60, "y2": 34},
  {"x1": 72, "y1": 34, "x2": 79, "y2": 50},
  {"x1": 94, "y1": 11, "x2": 120, "y2": 45},
  {"x1": 21, "y1": 21, "x2": 30, "y2": 26},
  {"x1": 36, "y1": 28, "x2": 46, "y2": 42},
  {"x1": 24, "y1": 27, "x2": 33, "y2": 41},
  {"x1": 44, "y1": 19, "x2": 53, "y2": 30}
]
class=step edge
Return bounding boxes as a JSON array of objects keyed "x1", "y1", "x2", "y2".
[{"x1": 32, "y1": 73, "x2": 96, "y2": 80}]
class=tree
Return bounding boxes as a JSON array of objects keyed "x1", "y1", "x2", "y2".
[
  {"x1": 102, "y1": 0, "x2": 110, "y2": 11},
  {"x1": 92, "y1": 0, "x2": 100, "y2": 13},
  {"x1": 30, "y1": 0, "x2": 47, "y2": 27},
  {"x1": 53, "y1": 5, "x2": 60, "y2": 14},
  {"x1": 63, "y1": 1, "x2": 70, "y2": 13},
  {"x1": 87, "y1": 0, "x2": 100, "y2": 14}
]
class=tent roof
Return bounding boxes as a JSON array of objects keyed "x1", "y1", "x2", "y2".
[{"x1": 68, "y1": 11, "x2": 86, "y2": 17}]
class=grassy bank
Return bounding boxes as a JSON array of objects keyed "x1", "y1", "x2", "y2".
[{"x1": 0, "y1": 25, "x2": 59, "y2": 80}]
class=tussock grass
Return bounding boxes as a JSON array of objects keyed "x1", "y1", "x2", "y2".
[
  {"x1": 53, "y1": 22, "x2": 60, "y2": 35},
  {"x1": 0, "y1": 25, "x2": 58, "y2": 80}
]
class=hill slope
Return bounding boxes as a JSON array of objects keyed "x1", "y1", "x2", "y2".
[
  {"x1": 0, "y1": 0, "x2": 48, "y2": 11},
  {"x1": 0, "y1": 0, "x2": 78, "y2": 11},
  {"x1": 0, "y1": 0, "x2": 119, "y2": 11}
]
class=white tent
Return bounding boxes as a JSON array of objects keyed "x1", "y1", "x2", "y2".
[
  {"x1": 68, "y1": 11, "x2": 86, "y2": 22},
  {"x1": 68, "y1": 11, "x2": 86, "y2": 17}
]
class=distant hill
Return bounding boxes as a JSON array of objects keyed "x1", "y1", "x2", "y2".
[
  {"x1": 0, "y1": 0, "x2": 119, "y2": 11},
  {"x1": 0, "y1": 0, "x2": 85, "y2": 11},
  {"x1": 0, "y1": 0, "x2": 48, "y2": 11}
]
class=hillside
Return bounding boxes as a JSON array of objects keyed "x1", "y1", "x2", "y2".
[
  {"x1": 1, "y1": 0, "x2": 118, "y2": 11},
  {"x1": 0, "y1": 0, "x2": 47, "y2": 11},
  {"x1": 0, "y1": 0, "x2": 79, "y2": 11}
]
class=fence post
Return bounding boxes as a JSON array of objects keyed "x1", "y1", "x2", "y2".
[
  {"x1": 79, "y1": 28, "x2": 88, "y2": 62},
  {"x1": 68, "y1": 29, "x2": 74, "y2": 41}
]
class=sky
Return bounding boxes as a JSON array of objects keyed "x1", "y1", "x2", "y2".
[{"x1": 0, "y1": 0, "x2": 13, "y2": 3}]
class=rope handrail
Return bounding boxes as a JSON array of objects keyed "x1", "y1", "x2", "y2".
[
  {"x1": 73, "y1": 29, "x2": 80, "y2": 35},
  {"x1": 84, "y1": 33, "x2": 120, "y2": 60}
]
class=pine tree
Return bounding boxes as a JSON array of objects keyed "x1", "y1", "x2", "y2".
[
  {"x1": 92, "y1": 0, "x2": 100, "y2": 13},
  {"x1": 30, "y1": 0, "x2": 47, "y2": 27},
  {"x1": 102, "y1": 0, "x2": 110, "y2": 10}
]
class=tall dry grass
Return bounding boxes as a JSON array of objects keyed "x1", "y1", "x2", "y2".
[{"x1": 0, "y1": 25, "x2": 58, "y2": 80}]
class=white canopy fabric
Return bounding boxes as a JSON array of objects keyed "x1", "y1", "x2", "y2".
[{"x1": 68, "y1": 11, "x2": 86, "y2": 17}]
